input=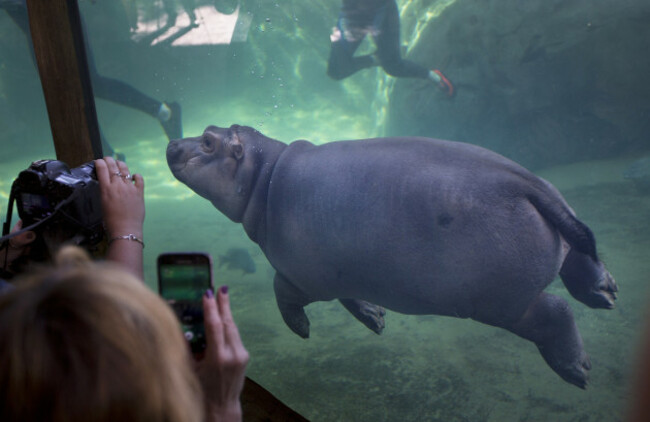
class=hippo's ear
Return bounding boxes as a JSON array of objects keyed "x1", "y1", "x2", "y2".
[
  {"x1": 228, "y1": 132, "x2": 244, "y2": 161},
  {"x1": 231, "y1": 142, "x2": 244, "y2": 160}
]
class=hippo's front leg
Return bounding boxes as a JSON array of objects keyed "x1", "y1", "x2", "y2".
[{"x1": 273, "y1": 272, "x2": 313, "y2": 338}]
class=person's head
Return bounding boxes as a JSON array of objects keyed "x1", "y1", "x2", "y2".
[{"x1": 0, "y1": 246, "x2": 203, "y2": 422}]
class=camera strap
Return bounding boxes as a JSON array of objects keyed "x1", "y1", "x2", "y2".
[
  {"x1": 1, "y1": 188, "x2": 15, "y2": 238},
  {"x1": 0, "y1": 188, "x2": 80, "y2": 245}
]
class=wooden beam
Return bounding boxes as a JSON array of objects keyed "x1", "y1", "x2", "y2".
[{"x1": 26, "y1": 0, "x2": 102, "y2": 167}]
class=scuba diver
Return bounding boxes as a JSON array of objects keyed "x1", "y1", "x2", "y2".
[
  {"x1": 1, "y1": 0, "x2": 183, "y2": 159},
  {"x1": 327, "y1": 0, "x2": 454, "y2": 97}
]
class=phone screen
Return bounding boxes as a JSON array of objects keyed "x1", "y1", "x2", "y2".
[{"x1": 157, "y1": 253, "x2": 212, "y2": 354}]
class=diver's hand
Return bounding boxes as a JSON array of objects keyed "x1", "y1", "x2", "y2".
[{"x1": 195, "y1": 286, "x2": 249, "y2": 422}]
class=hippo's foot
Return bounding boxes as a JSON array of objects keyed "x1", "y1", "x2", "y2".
[
  {"x1": 538, "y1": 343, "x2": 591, "y2": 389},
  {"x1": 560, "y1": 249, "x2": 618, "y2": 309},
  {"x1": 339, "y1": 298, "x2": 386, "y2": 335},
  {"x1": 505, "y1": 292, "x2": 590, "y2": 388},
  {"x1": 273, "y1": 272, "x2": 312, "y2": 338}
]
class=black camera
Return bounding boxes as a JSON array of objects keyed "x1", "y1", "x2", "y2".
[{"x1": 8, "y1": 159, "x2": 104, "y2": 246}]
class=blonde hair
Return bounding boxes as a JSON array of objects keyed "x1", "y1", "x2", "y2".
[{"x1": 0, "y1": 246, "x2": 203, "y2": 422}]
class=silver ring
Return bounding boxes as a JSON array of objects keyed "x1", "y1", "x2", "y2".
[
  {"x1": 112, "y1": 171, "x2": 123, "y2": 178},
  {"x1": 124, "y1": 173, "x2": 132, "y2": 180}
]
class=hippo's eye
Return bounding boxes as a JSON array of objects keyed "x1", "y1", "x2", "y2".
[{"x1": 202, "y1": 136, "x2": 213, "y2": 151}]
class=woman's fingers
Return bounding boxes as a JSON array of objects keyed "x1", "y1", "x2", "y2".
[
  {"x1": 94, "y1": 158, "x2": 109, "y2": 184},
  {"x1": 201, "y1": 287, "x2": 249, "y2": 365},
  {"x1": 10, "y1": 230, "x2": 36, "y2": 248},
  {"x1": 133, "y1": 173, "x2": 144, "y2": 192},
  {"x1": 8, "y1": 221, "x2": 36, "y2": 249},
  {"x1": 203, "y1": 289, "x2": 226, "y2": 355},
  {"x1": 95, "y1": 157, "x2": 121, "y2": 186},
  {"x1": 116, "y1": 160, "x2": 135, "y2": 184},
  {"x1": 104, "y1": 157, "x2": 120, "y2": 182},
  {"x1": 217, "y1": 286, "x2": 233, "y2": 322},
  {"x1": 116, "y1": 160, "x2": 129, "y2": 175},
  {"x1": 217, "y1": 287, "x2": 247, "y2": 357}
]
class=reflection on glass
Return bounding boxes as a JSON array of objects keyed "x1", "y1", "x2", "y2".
[{"x1": 130, "y1": 1, "x2": 251, "y2": 46}]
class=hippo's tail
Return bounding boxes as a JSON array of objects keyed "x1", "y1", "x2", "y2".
[{"x1": 527, "y1": 190, "x2": 599, "y2": 262}]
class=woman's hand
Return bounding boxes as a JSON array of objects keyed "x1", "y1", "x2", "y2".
[
  {"x1": 95, "y1": 157, "x2": 145, "y2": 279},
  {"x1": 0, "y1": 220, "x2": 36, "y2": 275},
  {"x1": 195, "y1": 286, "x2": 249, "y2": 422}
]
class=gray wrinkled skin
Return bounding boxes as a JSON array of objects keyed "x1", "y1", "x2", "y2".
[{"x1": 167, "y1": 124, "x2": 618, "y2": 388}]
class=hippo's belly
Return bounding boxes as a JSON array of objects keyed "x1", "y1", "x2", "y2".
[{"x1": 263, "y1": 156, "x2": 565, "y2": 320}]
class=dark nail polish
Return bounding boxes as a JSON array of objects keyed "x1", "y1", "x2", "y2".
[
  {"x1": 205, "y1": 288, "x2": 214, "y2": 299},
  {"x1": 220, "y1": 285, "x2": 228, "y2": 294}
]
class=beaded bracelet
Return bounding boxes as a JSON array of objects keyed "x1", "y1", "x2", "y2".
[{"x1": 108, "y1": 234, "x2": 145, "y2": 249}]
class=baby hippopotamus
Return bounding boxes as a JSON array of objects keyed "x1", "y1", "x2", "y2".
[{"x1": 166, "y1": 124, "x2": 617, "y2": 388}]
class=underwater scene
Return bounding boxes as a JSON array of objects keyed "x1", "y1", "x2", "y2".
[{"x1": 1, "y1": 0, "x2": 650, "y2": 420}]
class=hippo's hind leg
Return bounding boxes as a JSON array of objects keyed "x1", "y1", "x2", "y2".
[
  {"x1": 560, "y1": 249, "x2": 618, "y2": 309},
  {"x1": 339, "y1": 299, "x2": 386, "y2": 335},
  {"x1": 505, "y1": 292, "x2": 591, "y2": 388},
  {"x1": 273, "y1": 272, "x2": 313, "y2": 338}
]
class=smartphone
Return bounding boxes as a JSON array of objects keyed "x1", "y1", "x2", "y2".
[{"x1": 157, "y1": 252, "x2": 213, "y2": 354}]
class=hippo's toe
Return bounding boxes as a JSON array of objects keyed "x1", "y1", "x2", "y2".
[
  {"x1": 558, "y1": 354, "x2": 591, "y2": 390},
  {"x1": 538, "y1": 343, "x2": 591, "y2": 389},
  {"x1": 339, "y1": 299, "x2": 386, "y2": 335},
  {"x1": 589, "y1": 272, "x2": 618, "y2": 309},
  {"x1": 560, "y1": 249, "x2": 618, "y2": 310}
]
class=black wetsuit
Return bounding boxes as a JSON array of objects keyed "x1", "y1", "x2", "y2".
[{"x1": 327, "y1": 0, "x2": 429, "y2": 80}]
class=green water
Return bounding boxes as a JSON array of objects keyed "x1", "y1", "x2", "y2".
[{"x1": 1, "y1": 1, "x2": 649, "y2": 421}]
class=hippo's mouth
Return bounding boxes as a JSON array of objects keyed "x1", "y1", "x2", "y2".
[
  {"x1": 166, "y1": 159, "x2": 189, "y2": 182},
  {"x1": 166, "y1": 151, "x2": 206, "y2": 185},
  {"x1": 167, "y1": 161, "x2": 187, "y2": 174}
]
